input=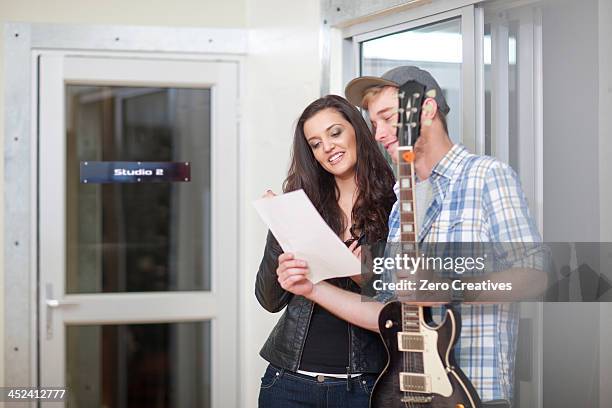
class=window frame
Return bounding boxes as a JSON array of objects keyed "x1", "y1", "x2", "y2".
[{"x1": 349, "y1": 6, "x2": 484, "y2": 153}]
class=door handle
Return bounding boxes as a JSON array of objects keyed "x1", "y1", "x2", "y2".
[
  {"x1": 46, "y1": 299, "x2": 78, "y2": 308},
  {"x1": 45, "y1": 283, "x2": 78, "y2": 339}
]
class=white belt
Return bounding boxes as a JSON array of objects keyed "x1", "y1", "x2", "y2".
[{"x1": 296, "y1": 369, "x2": 362, "y2": 379}]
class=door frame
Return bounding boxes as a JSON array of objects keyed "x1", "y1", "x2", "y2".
[
  {"x1": 3, "y1": 22, "x2": 246, "y2": 404},
  {"x1": 38, "y1": 54, "x2": 239, "y2": 408}
]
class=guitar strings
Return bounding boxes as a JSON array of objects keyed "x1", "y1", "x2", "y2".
[{"x1": 399, "y1": 91, "x2": 424, "y2": 408}]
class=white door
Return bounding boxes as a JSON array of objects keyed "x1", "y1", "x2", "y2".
[{"x1": 38, "y1": 55, "x2": 239, "y2": 408}]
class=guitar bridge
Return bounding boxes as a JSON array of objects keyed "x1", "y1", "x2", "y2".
[
  {"x1": 399, "y1": 372, "x2": 431, "y2": 393},
  {"x1": 397, "y1": 333, "x2": 424, "y2": 351},
  {"x1": 400, "y1": 395, "x2": 433, "y2": 404}
]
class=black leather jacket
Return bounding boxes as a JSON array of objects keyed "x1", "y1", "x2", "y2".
[{"x1": 255, "y1": 231, "x2": 387, "y2": 374}]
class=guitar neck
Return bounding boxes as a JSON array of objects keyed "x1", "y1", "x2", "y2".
[
  {"x1": 395, "y1": 81, "x2": 428, "y2": 332},
  {"x1": 397, "y1": 145, "x2": 423, "y2": 332}
]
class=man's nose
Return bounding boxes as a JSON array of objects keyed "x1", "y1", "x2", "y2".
[{"x1": 374, "y1": 126, "x2": 387, "y2": 142}]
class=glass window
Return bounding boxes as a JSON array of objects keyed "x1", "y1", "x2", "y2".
[
  {"x1": 65, "y1": 86, "x2": 211, "y2": 293},
  {"x1": 360, "y1": 18, "x2": 463, "y2": 144},
  {"x1": 484, "y1": 21, "x2": 519, "y2": 168},
  {"x1": 66, "y1": 322, "x2": 211, "y2": 408}
]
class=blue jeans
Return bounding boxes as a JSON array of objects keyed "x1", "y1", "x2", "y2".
[{"x1": 258, "y1": 364, "x2": 377, "y2": 408}]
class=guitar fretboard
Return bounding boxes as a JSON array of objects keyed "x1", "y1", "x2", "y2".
[
  {"x1": 398, "y1": 138, "x2": 426, "y2": 377},
  {"x1": 398, "y1": 146, "x2": 421, "y2": 336}
]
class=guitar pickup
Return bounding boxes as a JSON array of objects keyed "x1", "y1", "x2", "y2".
[
  {"x1": 397, "y1": 333, "x2": 424, "y2": 351},
  {"x1": 399, "y1": 372, "x2": 431, "y2": 393}
]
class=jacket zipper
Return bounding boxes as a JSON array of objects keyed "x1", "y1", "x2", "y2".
[
  {"x1": 346, "y1": 320, "x2": 352, "y2": 391},
  {"x1": 296, "y1": 300, "x2": 315, "y2": 371},
  {"x1": 346, "y1": 277, "x2": 353, "y2": 391}
]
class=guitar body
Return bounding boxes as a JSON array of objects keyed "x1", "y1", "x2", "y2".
[{"x1": 370, "y1": 301, "x2": 482, "y2": 408}]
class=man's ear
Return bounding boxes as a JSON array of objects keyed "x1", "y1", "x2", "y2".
[{"x1": 421, "y1": 97, "x2": 438, "y2": 127}]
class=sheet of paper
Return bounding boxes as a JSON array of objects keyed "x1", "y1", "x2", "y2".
[{"x1": 253, "y1": 189, "x2": 360, "y2": 284}]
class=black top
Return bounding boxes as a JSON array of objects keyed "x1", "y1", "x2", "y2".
[
  {"x1": 298, "y1": 302, "x2": 350, "y2": 373},
  {"x1": 298, "y1": 235, "x2": 363, "y2": 374}
]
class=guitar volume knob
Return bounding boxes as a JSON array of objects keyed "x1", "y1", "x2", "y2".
[{"x1": 385, "y1": 320, "x2": 394, "y2": 329}]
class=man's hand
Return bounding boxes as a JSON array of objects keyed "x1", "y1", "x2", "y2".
[{"x1": 276, "y1": 253, "x2": 314, "y2": 297}]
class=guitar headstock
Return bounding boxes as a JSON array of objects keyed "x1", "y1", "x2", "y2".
[{"x1": 396, "y1": 81, "x2": 427, "y2": 148}]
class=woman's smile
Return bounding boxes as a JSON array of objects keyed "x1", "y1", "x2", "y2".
[{"x1": 328, "y1": 151, "x2": 345, "y2": 165}]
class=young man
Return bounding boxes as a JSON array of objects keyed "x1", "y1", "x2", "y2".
[{"x1": 275, "y1": 66, "x2": 546, "y2": 406}]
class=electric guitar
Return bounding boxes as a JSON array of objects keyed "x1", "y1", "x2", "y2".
[{"x1": 370, "y1": 81, "x2": 482, "y2": 408}]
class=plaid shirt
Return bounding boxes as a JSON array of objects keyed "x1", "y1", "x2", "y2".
[{"x1": 384, "y1": 144, "x2": 542, "y2": 402}]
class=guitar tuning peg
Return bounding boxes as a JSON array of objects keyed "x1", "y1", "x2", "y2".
[
  {"x1": 410, "y1": 122, "x2": 417, "y2": 128},
  {"x1": 398, "y1": 108, "x2": 405, "y2": 113},
  {"x1": 399, "y1": 91, "x2": 405, "y2": 98},
  {"x1": 413, "y1": 92, "x2": 421, "y2": 98},
  {"x1": 411, "y1": 107, "x2": 418, "y2": 113}
]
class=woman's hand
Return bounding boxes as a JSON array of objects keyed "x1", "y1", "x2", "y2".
[
  {"x1": 262, "y1": 189, "x2": 277, "y2": 199},
  {"x1": 276, "y1": 253, "x2": 314, "y2": 297}
]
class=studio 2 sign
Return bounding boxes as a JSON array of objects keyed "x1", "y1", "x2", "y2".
[{"x1": 80, "y1": 161, "x2": 191, "y2": 184}]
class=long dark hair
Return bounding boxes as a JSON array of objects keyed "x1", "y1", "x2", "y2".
[{"x1": 283, "y1": 95, "x2": 396, "y2": 242}]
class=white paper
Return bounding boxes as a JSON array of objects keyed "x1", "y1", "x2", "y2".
[{"x1": 253, "y1": 189, "x2": 361, "y2": 284}]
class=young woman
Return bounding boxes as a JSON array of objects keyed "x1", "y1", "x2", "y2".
[{"x1": 255, "y1": 95, "x2": 396, "y2": 407}]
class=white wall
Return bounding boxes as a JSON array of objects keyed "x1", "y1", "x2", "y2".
[
  {"x1": 0, "y1": 0, "x2": 246, "y2": 391},
  {"x1": 241, "y1": 1, "x2": 321, "y2": 406},
  {"x1": 0, "y1": 0, "x2": 246, "y2": 26}
]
